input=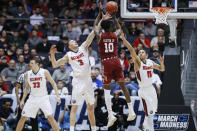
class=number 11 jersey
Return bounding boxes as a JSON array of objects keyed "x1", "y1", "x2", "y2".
[
  {"x1": 99, "y1": 32, "x2": 118, "y2": 60},
  {"x1": 136, "y1": 59, "x2": 154, "y2": 88},
  {"x1": 67, "y1": 45, "x2": 91, "y2": 78}
]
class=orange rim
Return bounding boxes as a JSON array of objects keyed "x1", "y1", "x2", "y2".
[{"x1": 151, "y1": 7, "x2": 173, "y2": 14}]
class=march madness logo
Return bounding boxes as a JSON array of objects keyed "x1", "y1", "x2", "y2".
[{"x1": 154, "y1": 114, "x2": 189, "y2": 130}]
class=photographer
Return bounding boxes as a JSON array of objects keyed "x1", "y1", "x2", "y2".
[{"x1": 108, "y1": 91, "x2": 129, "y2": 131}]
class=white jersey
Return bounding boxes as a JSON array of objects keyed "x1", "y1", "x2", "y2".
[
  {"x1": 136, "y1": 59, "x2": 154, "y2": 88},
  {"x1": 27, "y1": 68, "x2": 48, "y2": 97},
  {"x1": 67, "y1": 45, "x2": 91, "y2": 78}
]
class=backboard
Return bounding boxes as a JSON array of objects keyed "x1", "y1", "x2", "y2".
[{"x1": 121, "y1": 0, "x2": 197, "y2": 19}]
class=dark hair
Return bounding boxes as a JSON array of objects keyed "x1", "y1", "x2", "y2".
[
  {"x1": 101, "y1": 20, "x2": 113, "y2": 32},
  {"x1": 57, "y1": 80, "x2": 63, "y2": 83},
  {"x1": 137, "y1": 49, "x2": 147, "y2": 55},
  {"x1": 32, "y1": 56, "x2": 41, "y2": 64}
]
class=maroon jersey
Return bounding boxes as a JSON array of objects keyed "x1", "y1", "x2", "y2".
[{"x1": 99, "y1": 32, "x2": 118, "y2": 59}]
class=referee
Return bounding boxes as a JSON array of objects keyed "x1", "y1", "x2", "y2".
[{"x1": 15, "y1": 64, "x2": 38, "y2": 131}]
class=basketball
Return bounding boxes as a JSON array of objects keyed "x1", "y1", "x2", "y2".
[{"x1": 105, "y1": 1, "x2": 118, "y2": 15}]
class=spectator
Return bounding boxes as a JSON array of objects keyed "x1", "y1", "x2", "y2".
[
  {"x1": 52, "y1": 0, "x2": 65, "y2": 16},
  {"x1": 15, "y1": 48, "x2": 23, "y2": 61},
  {"x1": 14, "y1": 5, "x2": 29, "y2": 19},
  {"x1": 152, "y1": 73, "x2": 162, "y2": 97},
  {"x1": 52, "y1": 64, "x2": 71, "y2": 86},
  {"x1": 0, "y1": 76, "x2": 10, "y2": 96},
  {"x1": 119, "y1": 50, "x2": 130, "y2": 74},
  {"x1": 0, "y1": 16, "x2": 6, "y2": 32},
  {"x1": 94, "y1": 67, "x2": 102, "y2": 81},
  {"x1": 30, "y1": 24, "x2": 44, "y2": 38},
  {"x1": 94, "y1": 88, "x2": 108, "y2": 127},
  {"x1": 88, "y1": 2, "x2": 98, "y2": 19},
  {"x1": 89, "y1": 46, "x2": 98, "y2": 63},
  {"x1": 72, "y1": 20, "x2": 82, "y2": 37},
  {"x1": 143, "y1": 19, "x2": 157, "y2": 36},
  {"x1": 91, "y1": 69, "x2": 103, "y2": 90},
  {"x1": 36, "y1": 35, "x2": 51, "y2": 53},
  {"x1": 63, "y1": 23, "x2": 80, "y2": 41},
  {"x1": 30, "y1": 49, "x2": 38, "y2": 59},
  {"x1": 150, "y1": 49, "x2": 162, "y2": 77},
  {"x1": 26, "y1": 30, "x2": 42, "y2": 48},
  {"x1": 1, "y1": 59, "x2": 18, "y2": 83},
  {"x1": 151, "y1": 28, "x2": 166, "y2": 52},
  {"x1": 133, "y1": 32, "x2": 151, "y2": 49},
  {"x1": 0, "y1": 56, "x2": 8, "y2": 72},
  {"x1": 0, "y1": 48, "x2": 10, "y2": 64},
  {"x1": 0, "y1": 30, "x2": 9, "y2": 48},
  {"x1": 47, "y1": 24, "x2": 62, "y2": 36},
  {"x1": 32, "y1": 0, "x2": 49, "y2": 15},
  {"x1": 30, "y1": 7, "x2": 44, "y2": 26},
  {"x1": 129, "y1": 70, "x2": 138, "y2": 85},
  {"x1": 8, "y1": 1, "x2": 17, "y2": 16},
  {"x1": 109, "y1": 91, "x2": 128, "y2": 131},
  {"x1": 0, "y1": 100, "x2": 16, "y2": 130},
  {"x1": 129, "y1": 22, "x2": 141, "y2": 36},
  {"x1": 23, "y1": 43, "x2": 31, "y2": 63},
  {"x1": 80, "y1": 0, "x2": 92, "y2": 13},
  {"x1": 76, "y1": 9, "x2": 86, "y2": 25},
  {"x1": 124, "y1": 76, "x2": 138, "y2": 96},
  {"x1": 15, "y1": 55, "x2": 27, "y2": 75},
  {"x1": 66, "y1": 1, "x2": 77, "y2": 18},
  {"x1": 56, "y1": 36, "x2": 68, "y2": 53},
  {"x1": 50, "y1": 80, "x2": 68, "y2": 96},
  {"x1": 58, "y1": 105, "x2": 71, "y2": 131}
]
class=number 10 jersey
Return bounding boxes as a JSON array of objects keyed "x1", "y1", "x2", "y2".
[{"x1": 99, "y1": 32, "x2": 118, "y2": 60}]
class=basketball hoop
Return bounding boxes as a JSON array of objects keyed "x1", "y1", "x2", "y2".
[{"x1": 151, "y1": 7, "x2": 173, "y2": 25}]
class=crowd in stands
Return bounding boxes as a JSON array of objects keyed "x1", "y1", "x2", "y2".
[{"x1": 0, "y1": 0, "x2": 182, "y2": 130}]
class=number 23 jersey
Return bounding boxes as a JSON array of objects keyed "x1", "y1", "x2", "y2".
[
  {"x1": 67, "y1": 45, "x2": 91, "y2": 77},
  {"x1": 136, "y1": 59, "x2": 154, "y2": 88},
  {"x1": 27, "y1": 68, "x2": 48, "y2": 96}
]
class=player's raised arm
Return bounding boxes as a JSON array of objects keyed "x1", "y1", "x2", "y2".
[
  {"x1": 50, "y1": 45, "x2": 68, "y2": 68},
  {"x1": 94, "y1": 1, "x2": 103, "y2": 27},
  {"x1": 113, "y1": 15, "x2": 121, "y2": 37},
  {"x1": 152, "y1": 56, "x2": 165, "y2": 72},
  {"x1": 45, "y1": 70, "x2": 61, "y2": 105},
  {"x1": 20, "y1": 73, "x2": 30, "y2": 109},
  {"x1": 81, "y1": 30, "x2": 96, "y2": 50},
  {"x1": 119, "y1": 32, "x2": 141, "y2": 71}
]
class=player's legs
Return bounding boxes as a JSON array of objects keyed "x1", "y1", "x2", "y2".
[
  {"x1": 86, "y1": 103, "x2": 96, "y2": 131},
  {"x1": 47, "y1": 115, "x2": 59, "y2": 131},
  {"x1": 70, "y1": 105, "x2": 78, "y2": 131},
  {"x1": 16, "y1": 116, "x2": 27, "y2": 131}
]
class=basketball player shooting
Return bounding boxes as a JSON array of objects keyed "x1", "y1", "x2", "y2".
[
  {"x1": 16, "y1": 57, "x2": 61, "y2": 131},
  {"x1": 120, "y1": 32, "x2": 165, "y2": 131},
  {"x1": 49, "y1": 12, "x2": 111, "y2": 131},
  {"x1": 94, "y1": 1, "x2": 136, "y2": 127}
]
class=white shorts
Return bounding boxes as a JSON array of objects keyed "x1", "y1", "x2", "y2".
[
  {"x1": 138, "y1": 85, "x2": 158, "y2": 116},
  {"x1": 71, "y1": 76, "x2": 94, "y2": 105},
  {"x1": 22, "y1": 95, "x2": 53, "y2": 118}
]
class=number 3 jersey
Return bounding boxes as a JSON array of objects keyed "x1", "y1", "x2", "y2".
[
  {"x1": 27, "y1": 68, "x2": 48, "y2": 97},
  {"x1": 99, "y1": 32, "x2": 118, "y2": 59},
  {"x1": 67, "y1": 45, "x2": 91, "y2": 78},
  {"x1": 136, "y1": 59, "x2": 154, "y2": 88}
]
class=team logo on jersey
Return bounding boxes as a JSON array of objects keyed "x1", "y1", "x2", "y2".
[
  {"x1": 22, "y1": 111, "x2": 25, "y2": 114},
  {"x1": 71, "y1": 53, "x2": 84, "y2": 60},
  {"x1": 143, "y1": 66, "x2": 153, "y2": 70}
]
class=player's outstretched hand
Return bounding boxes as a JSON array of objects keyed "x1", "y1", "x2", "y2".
[
  {"x1": 102, "y1": 12, "x2": 112, "y2": 20},
  {"x1": 20, "y1": 101, "x2": 24, "y2": 109},
  {"x1": 99, "y1": 1, "x2": 103, "y2": 11},
  {"x1": 119, "y1": 32, "x2": 125, "y2": 40},
  {"x1": 157, "y1": 56, "x2": 164, "y2": 64},
  {"x1": 50, "y1": 45, "x2": 57, "y2": 55},
  {"x1": 57, "y1": 97, "x2": 61, "y2": 105}
]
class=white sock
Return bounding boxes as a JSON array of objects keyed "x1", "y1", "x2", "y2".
[
  {"x1": 104, "y1": 89, "x2": 112, "y2": 115},
  {"x1": 70, "y1": 126, "x2": 74, "y2": 131},
  {"x1": 147, "y1": 115, "x2": 154, "y2": 131},
  {"x1": 91, "y1": 126, "x2": 96, "y2": 131},
  {"x1": 127, "y1": 102, "x2": 134, "y2": 112}
]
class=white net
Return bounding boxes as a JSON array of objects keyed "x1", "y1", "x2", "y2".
[{"x1": 151, "y1": 7, "x2": 173, "y2": 25}]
